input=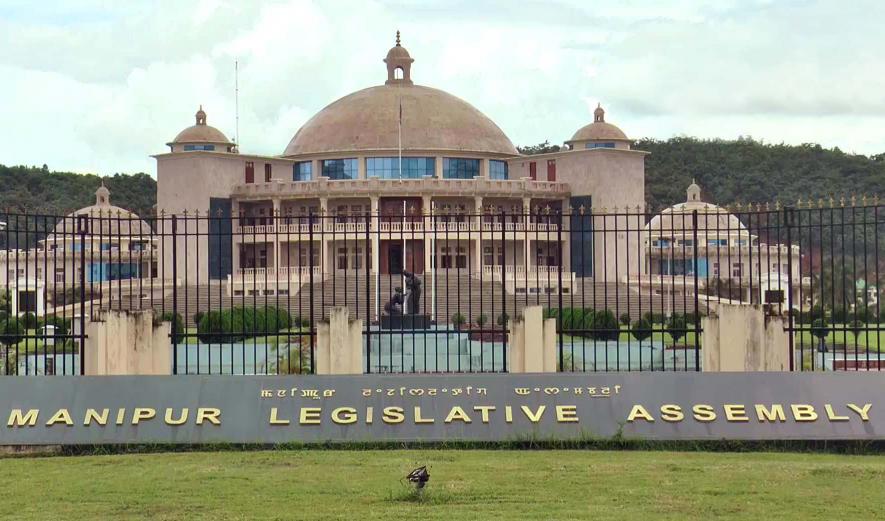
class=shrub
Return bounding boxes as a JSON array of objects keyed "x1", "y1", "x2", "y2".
[
  {"x1": 853, "y1": 307, "x2": 872, "y2": 323},
  {"x1": 589, "y1": 309, "x2": 619, "y2": 341},
  {"x1": 631, "y1": 318, "x2": 652, "y2": 342},
  {"x1": 831, "y1": 307, "x2": 849, "y2": 323},
  {"x1": 475, "y1": 314, "x2": 488, "y2": 327},
  {"x1": 193, "y1": 312, "x2": 205, "y2": 327},
  {"x1": 1, "y1": 317, "x2": 24, "y2": 346},
  {"x1": 497, "y1": 313, "x2": 510, "y2": 327},
  {"x1": 195, "y1": 306, "x2": 291, "y2": 343},
  {"x1": 156, "y1": 311, "x2": 185, "y2": 337},
  {"x1": 849, "y1": 319, "x2": 864, "y2": 337},
  {"x1": 801, "y1": 305, "x2": 825, "y2": 324},
  {"x1": 667, "y1": 313, "x2": 687, "y2": 345},
  {"x1": 451, "y1": 313, "x2": 466, "y2": 328},
  {"x1": 20, "y1": 312, "x2": 38, "y2": 329},
  {"x1": 643, "y1": 312, "x2": 665, "y2": 325},
  {"x1": 619, "y1": 313, "x2": 631, "y2": 326},
  {"x1": 811, "y1": 318, "x2": 829, "y2": 352}
]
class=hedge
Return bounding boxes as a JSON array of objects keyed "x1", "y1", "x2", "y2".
[{"x1": 197, "y1": 306, "x2": 292, "y2": 343}]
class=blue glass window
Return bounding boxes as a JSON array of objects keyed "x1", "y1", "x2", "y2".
[
  {"x1": 443, "y1": 158, "x2": 480, "y2": 179},
  {"x1": 489, "y1": 160, "x2": 508, "y2": 180},
  {"x1": 183, "y1": 144, "x2": 216, "y2": 151},
  {"x1": 293, "y1": 161, "x2": 312, "y2": 181},
  {"x1": 708, "y1": 239, "x2": 728, "y2": 247},
  {"x1": 585, "y1": 142, "x2": 615, "y2": 149},
  {"x1": 322, "y1": 159, "x2": 357, "y2": 180},
  {"x1": 366, "y1": 157, "x2": 434, "y2": 179}
]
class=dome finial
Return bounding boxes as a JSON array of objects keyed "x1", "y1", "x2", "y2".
[
  {"x1": 687, "y1": 180, "x2": 701, "y2": 202},
  {"x1": 196, "y1": 105, "x2": 207, "y2": 125},
  {"x1": 96, "y1": 182, "x2": 110, "y2": 206},
  {"x1": 384, "y1": 32, "x2": 414, "y2": 85},
  {"x1": 594, "y1": 103, "x2": 605, "y2": 123}
]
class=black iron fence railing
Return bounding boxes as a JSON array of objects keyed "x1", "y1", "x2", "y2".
[{"x1": 0, "y1": 203, "x2": 882, "y2": 374}]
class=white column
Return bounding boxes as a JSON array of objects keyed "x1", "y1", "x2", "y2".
[
  {"x1": 524, "y1": 197, "x2": 532, "y2": 272},
  {"x1": 435, "y1": 157, "x2": 443, "y2": 178},
  {"x1": 371, "y1": 196, "x2": 381, "y2": 321},
  {"x1": 474, "y1": 195, "x2": 484, "y2": 273},
  {"x1": 272, "y1": 198, "x2": 281, "y2": 273}
]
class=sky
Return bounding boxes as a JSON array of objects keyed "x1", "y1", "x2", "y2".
[{"x1": 1, "y1": 0, "x2": 883, "y2": 176}]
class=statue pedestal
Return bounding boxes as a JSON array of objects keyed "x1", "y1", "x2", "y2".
[{"x1": 381, "y1": 314, "x2": 432, "y2": 330}]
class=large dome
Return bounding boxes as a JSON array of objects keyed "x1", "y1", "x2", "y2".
[
  {"x1": 567, "y1": 104, "x2": 630, "y2": 144},
  {"x1": 283, "y1": 33, "x2": 517, "y2": 158},
  {"x1": 168, "y1": 106, "x2": 233, "y2": 147}
]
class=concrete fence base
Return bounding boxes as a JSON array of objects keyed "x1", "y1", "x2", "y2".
[
  {"x1": 315, "y1": 307, "x2": 363, "y2": 375},
  {"x1": 509, "y1": 306, "x2": 558, "y2": 373},
  {"x1": 702, "y1": 304, "x2": 789, "y2": 371},
  {"x1": 84, "y1": 310, "x2": 171, "y2": 375}
]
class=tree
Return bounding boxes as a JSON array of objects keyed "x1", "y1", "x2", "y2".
[
  {"x1": 497, "y1": 313, "x2": 510, "y2": 327},
  {"x1": 589, "y1": 309, "x2": 619, "y2": 341},
  {"x1": 1, "y1": 317, "x2": 24, "y2": 347},
  {"x1": 452, "y1": 313, "x2": 466, "y2": 329},
  {"x1": 667, "y1": 314, "x2": 687, "y2": 345},
  {"x1": 517, "y1": 140, "x2": 561, "y2": 155},
  {"x1": 475, "y1": 314, "x2": 488, "y2": 327},
  {"x1": 631, "y1": 318, "x2": 652, "y2": 343},
  {"x1": 619, "y1": 313, "x2": 631, "y2": 326},
  {"x1": 811, "y1": 318, "x2": 830, "y2": 352}
]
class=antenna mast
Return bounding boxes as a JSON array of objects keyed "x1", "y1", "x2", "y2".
[{"x1": 235, "y1": 60, "x2": 240, "y2": 149}]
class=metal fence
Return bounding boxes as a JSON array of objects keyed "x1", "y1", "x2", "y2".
[{"x1": 0, "y1": 200, "x2": 882, "y2": 375}]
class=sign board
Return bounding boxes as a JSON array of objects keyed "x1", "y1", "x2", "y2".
[{"x1": 0, "y1": 373, "x2": 882, "y2": 445}]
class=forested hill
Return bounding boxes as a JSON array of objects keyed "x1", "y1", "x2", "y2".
[
  {"x1": 0, "y1": 164, "x2": 156, "y2": 217},
  {"x1": 2, "y1": 137, "x2": 884, "y2": 215},
  {"x1": 638, "y1": 137, "x2": 885, "y2": 210}
]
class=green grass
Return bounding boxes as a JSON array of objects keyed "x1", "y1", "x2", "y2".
[{"x1": 1, "y1": 450, "x2": 884, "y2": 520}]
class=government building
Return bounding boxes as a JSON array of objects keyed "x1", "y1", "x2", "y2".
[{"x1": 155, "y1": 33, "x2": 646, "y2": 304}]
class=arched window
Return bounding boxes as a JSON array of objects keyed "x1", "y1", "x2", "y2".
[{"x1": 394, "y1": 66, "x2": 404, "y2": 80}]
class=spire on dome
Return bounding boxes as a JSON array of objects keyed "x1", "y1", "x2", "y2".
[
  {"x1": 384, "y1": 30, "x2": 414, "y2": 85},
  {"x1": 594, "y1": 103, "x2": 605, "y2": 123},
  {"x1": 96, "y1": 182, "x2": 110, "y2": 206},
  {"x1": 686, "y1": 181, "x2": 701, "y2": 202},
  {"x1": 195, "y1": 105, "x2": 207, "y2": 125}
]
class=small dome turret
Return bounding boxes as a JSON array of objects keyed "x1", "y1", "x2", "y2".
[
  {"x1": 384, "y1": 30, "x2": 414, "y2": 85},
  {"x1": 167, "y1": 105, "x2": 235, "y2": 152},
  {"x1": 566, "y1": 103, "x2": 631, "y2": 150}
]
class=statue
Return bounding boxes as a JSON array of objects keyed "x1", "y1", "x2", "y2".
[
  {"x1": 381, "y1": 271, "x2": 428, "y2": 329},
  {"x1": 383, "y1": 287, "x2": 405, "y2": 316},
  {"x1": 403, "y1": 270, "x2": 422, "y2": 315}
]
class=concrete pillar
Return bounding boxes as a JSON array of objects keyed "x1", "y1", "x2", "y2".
[
  {"x1": 509, "y1": 305, "x2": 557, "y2": 373},
  {"x1": 475, "y1": 195, "x2": 484, "y2": 273},
  {"x1": 84, "y1": 310, "x2": 171, "y2": 375},
  {"x1": 434, "y1": 156, "x2": 443, "y2": 178},
  {"x1": 370, "y1": 196, "x2": 380, "y2": 273},
  {"x1": 357, "y1": 155, "x2": 367, "y2": 179},
  {"x1": 272, "y1": 198, "x2": 281, "y2": 273},
  {"x1": 702, "y1": 303, "x2": 789, "y2": 371},
  {"x1": 315, "y1": 307, "x2": 363, "y2": 375},
  {"x1": 523, "y1": 197, "x2": 532, "y2": 272}
]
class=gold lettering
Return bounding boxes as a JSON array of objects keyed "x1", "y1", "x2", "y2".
[
  {"x1": 556, "y1": 405, "x2": 579, "y2": 423},
  {"x1": 197, "y1": 408, "x2": 221, "y2": 425},
  {"x1": 46, "y1": 409, "x2": 73, "y2": 426},
  {"x1": 269, "y1": 407, "x2": 291, "y2": 425},
  {"x1": 332, "y1": 407, "x2": 357, "y2": 425},
  {"x1": 444, "y1": 406, "x2": 472, "y2": 424},
  {"x1": 131, "y1": 408, "x2": 156, "y2": 425},
  {"x1": 660, "y1": 404, "x2": 684, "y2": 422},
  {"x1": 692, "y1": 404, "x2": 716, "y2": 422},
  {"x1": 505, "y1": 405, "x2": 513, "y2": 423},
  {"x1": 626, "y1": 405, "x2": 654, "y2": 422},
  {"x1": 299, "y1": 407, "x2": 322, "y2": 425},
  {"x1": 520, "y1": 405, "x2": 546, "y2": 423},
  {"x1": 473, "y1": 406, "x2": 496, "y2": 423},
  {"x1": 164, "y1": 408, "x2": 189, "y2": 425},
  {"x1": 755, "y1": 404, "x2": 786, "y2": 422},
  {"x1": 791, "y1": 404, "x2": 818, "y2": 422},
  {"x1": 382, "y1": 407, "x2": 405, "y2": 424},
  {"x1": 84, "y1": 408, "x2": 109, "y2": 426},
  {"x1": 724, "y1": 404, "x2": 749, "y2": 422},
  {"x1": 847, "y1": 403, "x2": 872, "y2": 421},
  {"x1": 414, "y1": 407, "x2": 434, "y2": 424},
  {"x1": 366, "y1": 406, "x2": 374, "y2": 424},
  {"x1": 7, "y1": 409, "x2": 38, "y2": 427},
  {"x1": 825, "y1": 404, "x2": 849, "y2": 422},
  {"x1": 116, "y1": 408, "x2": 126, "y2": 425}
]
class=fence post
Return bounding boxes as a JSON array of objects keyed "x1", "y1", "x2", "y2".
[
  {"x1": 77, "y1": 214, "x2": 87, "y2": 375},
  {"x1": 556, "y1": 210, "x2": 564, "y2": 369},
  {"x1": 785, "y1": 206, "x2": 796, "y2": 371},
  {"x1": 692, "y1": 210, "x2": 700, "y2": 371},
  {"x1": 308, "y1": 209, "x2": 316, "y2": 374},
  {"x1": 171, "y1": 214, "x2": 178, "y2": 375}
]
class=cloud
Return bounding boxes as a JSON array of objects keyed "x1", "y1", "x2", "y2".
[{"x1": 0, "y1": 0, "x2": 883, "y2": 176}]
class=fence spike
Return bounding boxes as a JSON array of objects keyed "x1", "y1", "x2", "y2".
[
  {"x1": 774, "y1": 200, "x2": 781, "y2": 211},
  {"x1": 850, "y1": 194, "x2": 857, "y2": 207},
  {"x1": 839, "y1": 195, "x2": 845, "y2": 207},
  {"x1": 579, "y1": 204, "x2": 586, "y2": 215}
]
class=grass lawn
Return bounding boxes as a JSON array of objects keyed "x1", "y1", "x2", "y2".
[{"x1": 1, "y1": 450, "x2": 883, "y2": 520}]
